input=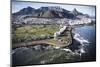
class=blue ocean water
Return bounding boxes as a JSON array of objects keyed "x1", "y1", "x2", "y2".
[{"x1": 73, "y1": 24, "x2": 96, "y2": 61}]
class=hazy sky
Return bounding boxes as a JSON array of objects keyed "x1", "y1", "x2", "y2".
[{"x1": 12, "y1": 1, "x2": 96, "y2": 16}]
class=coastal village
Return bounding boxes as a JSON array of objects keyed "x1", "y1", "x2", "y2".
[{"x1": 12, "y1": 16, "x2": 94, "y2": 48}]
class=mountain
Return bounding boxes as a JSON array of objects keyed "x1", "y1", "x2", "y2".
[
  {"x1": 12, "y1": 6, "x2": 76, "y2": 18},
  {"x1": 72, "y1": 8, "x2": 83, "y2": 16},
  {"x1": 12, "y1": 6, "x2": 90, "y2": 20},
  {"x1": 13, "y1": 6, "x2": 36, "y2": 15}
]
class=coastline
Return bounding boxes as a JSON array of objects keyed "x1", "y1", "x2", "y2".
[
  {"x1": 12, "y1": 24, "x2": 95, "y2": 66},
  {"x1": 12, "y1": 23, "x2": 95, "y2": 49}
]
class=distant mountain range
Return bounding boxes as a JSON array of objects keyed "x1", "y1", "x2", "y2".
[{"x1": 12, "y1": 6, "x2": 90, "y2": 19}]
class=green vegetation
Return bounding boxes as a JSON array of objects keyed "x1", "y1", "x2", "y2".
[
  {"x1": 13, "y1": 36, "x2": 71, "y2": 48},
  {"x1": 15, "y1": 25, "x2": 59, "y2": 38},
  {"x1": 12, "y1": 24, "x2": 72, "y2": 48}
]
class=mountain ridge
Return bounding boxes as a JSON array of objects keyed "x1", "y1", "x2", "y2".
[{"x1": 12, "y1": 6, "x2": 90, "y2": 19}]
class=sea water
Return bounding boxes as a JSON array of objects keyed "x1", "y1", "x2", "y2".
[{"x1": 72, "y1": 24, "x2": 96, "y2": 61}]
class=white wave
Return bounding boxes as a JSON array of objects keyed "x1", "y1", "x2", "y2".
[
  {"x1": 60, "y1": 48, "x2": 75, "y2": 54},
  {"x1": 73, "y1": 33, "x2": 90, "y2": 54},
  {"x1": 74, "y1": 33, "x2": 90, "y2": 45},
  {"x1": 80, "y1": 48, "x2": 85, "y2": 53}
]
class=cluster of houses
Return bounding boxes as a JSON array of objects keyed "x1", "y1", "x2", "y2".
[
  {"x1": 54, "y1": 26, "x2": 67, "y2": 40},
  {"x1": 13, "y1": 15, "x2": 93, "y2": 25},
  {"x1": 53, "y1": 17, "x2": 92, "y2": 40},
  {"x1": 69, "y1": 18, "x2": 92, "y2": 25}
]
